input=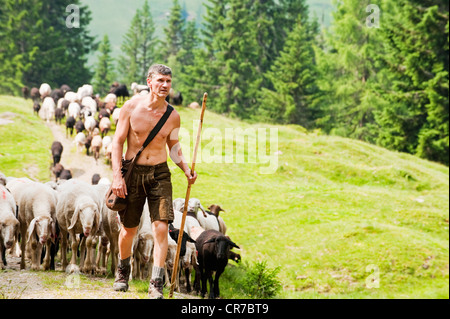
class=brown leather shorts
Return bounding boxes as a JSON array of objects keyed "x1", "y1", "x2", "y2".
[{"x1": 118, "y1": 162, "x2": 174, "y2": 228}]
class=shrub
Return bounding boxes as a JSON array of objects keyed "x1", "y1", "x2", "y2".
[{"x1": 241, "y1": 261, "x2": 282, "y2": 299}]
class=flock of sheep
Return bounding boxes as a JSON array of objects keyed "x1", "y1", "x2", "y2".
[
  {"x1": 0, "y1": 173, "x2": 239, "y2": 298},
  {"x1": 0, "y1": 82, "x2": 241, "y2": 298}
]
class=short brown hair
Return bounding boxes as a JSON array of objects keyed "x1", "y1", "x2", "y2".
[{"x1": 147, "y1": 64, "x2": 172, "y2": 79}]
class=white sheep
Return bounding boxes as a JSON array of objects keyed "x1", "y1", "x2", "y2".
[
  {"x1": 189, "y1": 198, "x2": 221, "y2": 232},
  {"x1": 104, "y1": 93, "x2": 117, "y2": 104},
  {"x1": 132, "y1": 202, "x2": 154, "y2": 280},
  {"x1": 11, "y1": 181, "x2": 57, "y2": 271},
  {"x1": 68, "y1": 102, "x2": 81, "y2": 119},
  {"x1": 39, "y1": 97, "x2": 56, "y2": 122},
  {"x1": 99, "y1": 117, "x2": 111, "y2": 137},
  {"x1": 64, "y1": 91, "x2": 78, "y2": 103},
  {"x1": 131, "y1": 82, "x2": 149, "y2": 95},
  {"x1": 56, "y1": 179, "x2": 101, "y2": 273},
  {"x1": 0, "y1": 185, "x2": 20, "y2": 269},
  {"x1": 102, "y1": 136, "x2": 112, "y2": 155},
  {"x1": 81, "y1": 96, "x2": 97, "y2": 114},
  {"x1": 84, "y1": 115, "x2": 97, "y2": 136},
  {"x1": 111, "y1": 107, "x2": 121, "y2": 126},
  {"x1": 74, "y1": 132, "x2": 87, "y2": 153},
  {"x1": 77, "y1": 84, "x2": 93, "y2": 101},
  {"x1": 39, "y1": 83, "x2": 51, "y2": 98}
]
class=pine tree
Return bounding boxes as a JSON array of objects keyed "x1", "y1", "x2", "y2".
[
  {"x1": 118, "y1": 0, "x2": 157, "y2": 85},
  {"x1": 93, "y1": 35, "x2": 115, "y2": 96},
  {"x1": 258, "y1": 16, "x2": 321, "y2": 127},
  {"x1": 0, "y1": 0, "x2": 95, "y2": 93},
  {"x1": 163, "y1": 0, "x2": 185, "y2": 59},
  {"x1": 375, "y1": 0, "x2": 449, "y2": 164},
  {"x1": 118, "y1": 12, "x2": 142, "y2": 85}
]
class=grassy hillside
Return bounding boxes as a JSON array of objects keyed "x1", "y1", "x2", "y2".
[
  {"x1": 0, "y1": 96, "x2": 53, "y2": 181},
  {"x1": 1, "y1": 95, "x2": 448, "y2": 298}
]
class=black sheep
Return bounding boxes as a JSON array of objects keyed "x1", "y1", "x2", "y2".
[
  {"x1": 59, "y1": 169, "x2": 72, "y2": 180},
  {"x1": 55, "y1": 108, "x2": 65, "y2": 125},
  {"x1": 65, "y1": 116, "x2": 76, "y2": 137},
  {"x1": 51, "y1": 141, "x2": 63, "y2": 166},
  {"x1": 194, "y1": 229, "x2": 240, "y2": 299}
]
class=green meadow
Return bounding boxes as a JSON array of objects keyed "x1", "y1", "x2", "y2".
[{"x1": 1, "y1": 95, "x2": 448, "y2": 298}]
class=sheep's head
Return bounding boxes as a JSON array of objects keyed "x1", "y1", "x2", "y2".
[
  {"x1": 137, "y1": 233, "x2": 154, "y2": 263},
  {"x1": 205, "y1": 235, "x2": 240, "y2": 260},
  {"x1": 27, "y1": 216, "x2": 55, "y2": 244},
  {"x1": 68, "y1": 199, "x2": 100, "y2": 237},
  {"x1": 187, "y1": 198, "x2": 207, "y2": 217},
  {"x1": 0, "y1": 217, "x2": 19, "y2": 249},
  {"x1": 207, "y1": 204, "x2": 225, "y2": 217},
  {"x1": 168, "y1": 223, "x2": 196, "y2": 257}
]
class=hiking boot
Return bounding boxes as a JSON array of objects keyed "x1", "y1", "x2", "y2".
[
  {"x1": 148, "y1": 278, "x2": 164, "y2": 299},
  {"x1": 113, "y1": 264, "x2": 131, "y2": 292}
]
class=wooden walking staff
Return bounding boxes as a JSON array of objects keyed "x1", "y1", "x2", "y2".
[{"x1": 169, "y1": 92, "x2": 208, "y2": 298}]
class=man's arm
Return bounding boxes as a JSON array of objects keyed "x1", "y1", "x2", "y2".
[
  {"x1": 167, "y1": 113, "x2": 197, "y2": 185},
  {"x1": 111, "y1": 102, "x2": 132, "y2": 198}
]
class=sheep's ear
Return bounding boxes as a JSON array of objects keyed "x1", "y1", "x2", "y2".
[
  {"x1": 186, "y1": 233, "x2": 196, "y2": 244},
  {"x1": 27, "y1": 217, "x2": 38, "y2": 242},
  {"x1": 68, "y1": 205, "x2": 80, "y2": 230},
  {"x1": 228, "y1": 239, "x2": 240, "y2": 250},
  {"x1": 93, "y1": 208, "x2": 101, "y2": 235}
]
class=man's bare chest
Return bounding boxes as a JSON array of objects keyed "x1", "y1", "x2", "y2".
[{"x1": 129, "y1": 107, "x2": 172, "y2": 144}]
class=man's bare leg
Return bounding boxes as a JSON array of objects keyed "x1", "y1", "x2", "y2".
[
  {"x1": 149, "y1": 220, "x2": 168, "y2": 299},
  {"x1": 113, "y1": 226, "x2": 138, "y2": 292}
]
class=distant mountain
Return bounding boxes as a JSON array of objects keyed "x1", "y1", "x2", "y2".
[{"x1": 81, "y1": 0, "x2": 334, "y2": 67}]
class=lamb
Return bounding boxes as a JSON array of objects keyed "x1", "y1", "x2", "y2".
[
  {"x1": 65, "y1": 116, "x2": 76, "y2": 137},
  {"x1": 0, "y1": 185, "x2": 20, "y2": 268},
  {"x1": 51, "y1": 141, "x2": 63, "y2": 167},
  {"x1": 39, "y1": 97, "x2": 56, "y2": 122},
  {"x1": 110, "y1": 84, "x2": 129, "y2": 98},
  {"x1": 11, "y1": 181, "x2": 57, "y2": 271},
  {"x1": 56, "y1": 179, "x2": 101, "y2": 273},
  {"x1": 102, "y1": 136, "x2": 112, "y2": 156},
  {"x1": 132, "y1": 202, "x2": 154, "y2": 280},
  {"x1": 195, "y1": 229, "x2": 240, "y2": 299},
  {"x1": 39, "y1": 83, "x2": 51, "y2": 99},
  {"x1": 99, "y1": 117, "x2": 111, "y2": 138}
]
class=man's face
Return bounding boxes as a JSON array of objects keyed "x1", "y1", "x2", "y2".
[{"x1": 147, "y1": 74, "x2": 172, "y2": 98}]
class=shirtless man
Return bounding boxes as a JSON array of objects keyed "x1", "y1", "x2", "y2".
[{"x1": 111, "y1": 64, "x2": 196, "y2": 298}]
